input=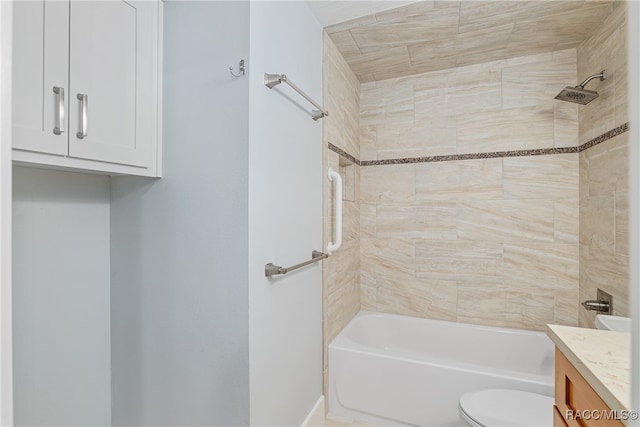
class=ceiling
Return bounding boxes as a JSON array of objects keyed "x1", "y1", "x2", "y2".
[
  {"x1": 307, "y1": 1, "x2": 416, "y2": 28},
  {"x1": 325, "y1": 0, "x2": 616, "y2": 82}
]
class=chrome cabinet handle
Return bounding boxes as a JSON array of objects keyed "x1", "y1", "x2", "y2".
[
  {"x1": 76, "y1": 93, "x2": 88, "y2": 139},
  {"x1": 53, "y1": 86, "x2": 65, "y2": 135}
]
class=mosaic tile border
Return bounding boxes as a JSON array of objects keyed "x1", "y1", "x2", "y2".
[
  {"x1": 327, "y1": 122, "x2": 629, "y2": 166},
  {"x1": 577, "y1": 122, "x2": 629, "y2": 152},
  {"x1": 327, "y1": 142, "x2": 361, "y2": 165}
]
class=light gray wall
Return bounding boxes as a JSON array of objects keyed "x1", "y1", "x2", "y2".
[
  {"x1": 248, "y1": 2, "x2": 323, "y2": 425},
  {"x1": 110, "y1": 1, "x2": 250, "y2": 425},
  {"x1": 12, "y1": 166, "x2": 111, "y2": 427}
]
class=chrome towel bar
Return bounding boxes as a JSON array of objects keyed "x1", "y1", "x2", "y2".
[
  {"x1": 265, "y1": 251, "x2": 328, "y2": 277},
  {"x1": 264, "y1": 73, "x2": 328, "y2": 120}
]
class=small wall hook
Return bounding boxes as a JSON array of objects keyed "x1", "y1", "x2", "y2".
[{"x1": 229, "y1": 59, "x2": 246, "y2": 77}]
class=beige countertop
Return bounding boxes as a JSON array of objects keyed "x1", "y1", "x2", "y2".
[{"x1": 547, "y1": 324, "x2": 631, "y2": 413}]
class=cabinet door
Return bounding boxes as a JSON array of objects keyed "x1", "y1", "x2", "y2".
[
  {"x1": 68, "y1": 0, "x2": 158, "y2": 168},
  {"x1": 12, "y1": 0, "x2": 69, "y2": 155}
]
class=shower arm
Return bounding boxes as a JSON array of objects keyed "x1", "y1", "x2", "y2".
[{"x1": 577, "y1": 70, "x2": 606, "y2": 89}]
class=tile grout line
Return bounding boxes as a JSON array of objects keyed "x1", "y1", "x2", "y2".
[{"x1": 328, "y1": 122, "x2": 630, "y2": 166}]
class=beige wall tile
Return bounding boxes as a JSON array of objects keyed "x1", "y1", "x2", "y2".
[
  {"x1": 361, "y1": 164, "x2": 415, "y2": 204},
  {"x1": 577, "y1": 3, "x2": 624, "y2": 145},
  {"x1": 578, "y1": 74, "x2": 616, "y2": 144},
  {"x1": 502, "y1": 54, "x2": 577, "y2": 109},
  {"x1": 580, "y1": 195, "x2": 615, "y2": 250},
  {"x1": 326, "y1": 285, "x2": 345, "y2": 343},
  {"x1": 415, "y1": 158, "x2": 503, "y2": 201},
  {"x1": 330, "y1": 3, "x2": 629, "y2": 334},
  {"x1": 503, "y1": 243, "x2": 579, "y2": 291},
  {"x1": 456, "y1": 105, "x2": 555, "y2": 154},
  {"x1": 361, "y1": 237, "x2": 415, "y2": 280},
  {"x1": 578, "y1": 244, "x2": 589, "y2": 323},
  {"x1": 326, "y1": 30, "x2": 361, "y2": 60},
  {"x1": 328, "y1": 0, "x2": 614, "y2": 82},
  {"x1": 350, "y1": 7, "x2": 459, "y2": 51},
  {"x1": 457, "y1": 1, "x2": 525, "y2": 33},
  {"x1": 360, "y1": 125, "x2": 377, "y2": 161},
  {"x1": 322, "y1": 32, "x2": 361, "y2": 398},
  {"x1": 555, "y1": 199, "x2": 579, "y2": 244},
  {"x1": 414, "y1": 66, "x2": 502, "y2": 119},
  {"x1": 555, "y1": 287, "x2": 580, "y2": 326},
  {"x1": 376, "y1": 277, "x2": 457, "y2": 321},
  {"x1": 383, "y1": 79, "x2": 414, "y2": 123},
  {"x1": 377, "y1": 203, "x2": 457, "y2": 240},
  {"x1": 375, "y1": 118, "x2": 457, "y2": 160},
  {"x1": 340, "y1": 164, "x2": 356, "y2": 202},
  {"x1": 586, "y1": 134, "x2": 629, "y2": 196},
  {"x1": 325, "y1": 248, "x2": 359, "y2": 298},
  {"x1": 360, "y1": 202, "x2": 376, "y2": 239},
  {"x1": 416, "y1": 240, "x2": 503, "y2": 281},
  {"x1": 585, "y1": 247, "x2": 629, "y2": 317},
  {"x1": 349, "y1": 46, "x2": 412, "y2": 80},
  {"x1": 579, "y1": 151, "x2": 589, "y2": 199},
  {"x1": 456, "y1": 281, "x2": 525, "y2": 328},
  {"x1": 374, "y1": 1, "x2": 436, "y2": 23},
  {"x1": 554, "y1": 102, "x2": 579, "y2": 148},
  {"x1": 521, "y1": 290, "x2": 556, "y2": 331},
  {"x1": 360, "y1": 284, "x2": 376, "y2": 312},
  {"x1": 454, "y1": 24, "x2": 515, "y2": 67},
  {"x1": 578, "y1": 69, "x2": 629, "y2": 329},
  {"x1": 360, "y1": 83, "x2": 385, "y2": 127},
  {"x1": 503, "y1": 154, "x2": 578, "y2": 200},
  {"x1": 615, "y1": 194, "x2": 628, "y2": 255},
  {"x1": 614, "y1": 61, "x2": 629, "y2": 127},
  {"x1": 579, "y1": 284, "x2": 596, "y2": 328},
  {"x1": 458, "y1": 199, "x2": 555, "y2": 243}
]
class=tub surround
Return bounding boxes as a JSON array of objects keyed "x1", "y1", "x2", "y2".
[
  {"x1": 578, "y1": 1, "x2": 629, "y2": 328},
  {"x1": 356, "y1": 48, "x2": 581, "y2": 331},
  {"x1": 326, "y1": 1, "x2": 615, "y2": 83},
  {"x1": 323, "y1": 32, "x2": 362, "y2": 402},
  {"x1": 321, "y1": 0, "x2": 629, "y2": 387},
  {"x1": 547, "y1": 324, "x2": 630, "y2": 413}
]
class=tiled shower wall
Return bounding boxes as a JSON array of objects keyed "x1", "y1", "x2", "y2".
[
  {"x1": 322, "y1": 33, "x2": 361, "y2": 394},
  {"x1": 578, "y1": 2, "x2": 629, "y2": 328},
  {"x1": 359, "y1": 50, "x2": 581, "y2": 330},
  {"x1": 323, "y1": 2, "x2": 629, "y2": 349}
]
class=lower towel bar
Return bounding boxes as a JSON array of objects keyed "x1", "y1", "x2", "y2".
[{"x1": 265, "y1": 251, "x2": 328, "y2": 277}]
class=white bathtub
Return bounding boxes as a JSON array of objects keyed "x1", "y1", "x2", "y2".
[{"x1": 328, "y1": 311, "x2": 555, "y2": 427}]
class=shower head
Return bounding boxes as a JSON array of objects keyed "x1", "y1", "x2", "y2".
[
  {"x1": 554, "y1": 70, "x2": 606, "y2": 105},
  {"x1": 554, "y1": 86, "x2": 600, "y2": 105}
]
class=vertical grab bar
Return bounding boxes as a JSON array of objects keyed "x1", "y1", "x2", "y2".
[{"x1": 327, "y1": 168, "x2": 342, "y2": 255}]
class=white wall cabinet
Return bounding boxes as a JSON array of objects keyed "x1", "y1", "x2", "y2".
[{"x1": 12, "y1": 0, "x2": 161, "y2": 177}]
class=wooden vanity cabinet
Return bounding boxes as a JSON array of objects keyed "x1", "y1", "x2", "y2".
[{"x1": 554, "y1": 348, "x2": 624, "y2": 427}]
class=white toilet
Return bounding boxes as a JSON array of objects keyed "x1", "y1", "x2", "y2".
[{"x1": 458, "y1": 389, "x2": 554, "y2": 427}]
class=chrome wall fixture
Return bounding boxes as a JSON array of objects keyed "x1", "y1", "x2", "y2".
[
  {"x1": 554, "y1": 69, "x2": 606, "y2": 105},
  {"x1": 229, "y1": 59, "x2": 246, "y2": 77},
  {"x1": 582, "y1": 288, "x2": 613, "y2": 314},
  {"x1": 264, "y1": 73, "x2": 328, "y2": 120},
  {"x1": 265, "y1": 251, "x2": 328, "y2": 277}
]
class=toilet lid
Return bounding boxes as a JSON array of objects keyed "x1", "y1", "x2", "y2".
[{"x1": 459, "y1": 389, "x2": 554, "y2": 427}]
